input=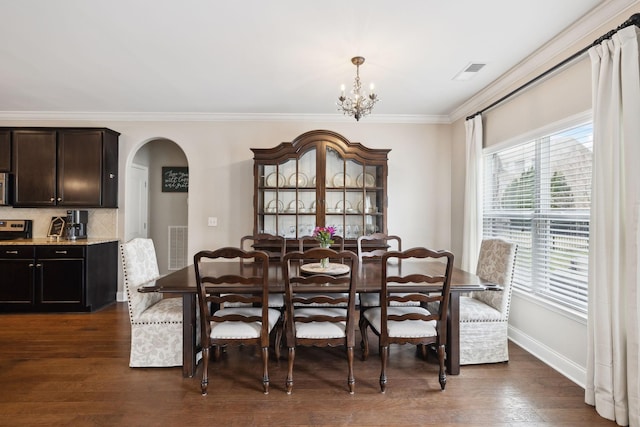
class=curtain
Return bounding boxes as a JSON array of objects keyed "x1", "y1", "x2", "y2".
[
  {"x1": 586, "y1": 25, "x2": 640, "y2": 427},
  {"x1": 462, "y1": 114, "x2": 483, "y2": 272}
]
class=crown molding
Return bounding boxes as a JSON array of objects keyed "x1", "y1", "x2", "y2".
[
  {"x1": 448, "y1": 0, "x2": 639, "y2": 123},
  {"x1": 0, "y1": 110, "x2": 449, "y2": 125}
]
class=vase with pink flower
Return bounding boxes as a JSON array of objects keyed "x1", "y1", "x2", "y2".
[{"x1": 312, "y1": 226, "x2": 335, "y2": 268}]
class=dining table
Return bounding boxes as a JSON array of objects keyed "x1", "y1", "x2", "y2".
[{"x1": 139, "y1": 259, "x2": 496, "y2": 378}]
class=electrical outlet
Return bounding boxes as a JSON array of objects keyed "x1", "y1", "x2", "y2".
[{"x1": 207, "y1": 217, "x2": 218, "y2": 227}]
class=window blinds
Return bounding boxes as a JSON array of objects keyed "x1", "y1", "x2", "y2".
[{"x1": 483, "y1": 122, "x2": 592, "y2": 313}]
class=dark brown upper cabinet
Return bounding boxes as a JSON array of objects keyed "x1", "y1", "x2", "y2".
[
  {"x1": 0, "y1": 130, "x2": 11, "y2": 172},
  {"x1": 11, "y1": 128, "x2": 119, "y2": 208}
]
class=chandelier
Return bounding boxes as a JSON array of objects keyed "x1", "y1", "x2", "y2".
[{"x1": 337, "y1": 56, "x2": 379, "y2": 121}]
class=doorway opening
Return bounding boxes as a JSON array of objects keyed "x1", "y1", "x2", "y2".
[{"x1": 126, "y1": 138, "x2": 188, "y2": 276}]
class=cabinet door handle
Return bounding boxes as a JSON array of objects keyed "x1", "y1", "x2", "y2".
[
  {"x1": 109, "y1": 173, "x2": 116, "y2": 179},
  {"x1": 50, "y1": 197, "x2": 55, "y2": 202},
  {"x1": 5, "y1": 250, "x2": 18, "y2": 254},
  {"x1": 57, "y1": 197, "x2": 62, "y2": 202},
  {"x1": 29, "y1": 263, "x2": 34, "y2": 268},
  {"x1": 55, "y1": 251, "x2": 68, "y2": 254}
]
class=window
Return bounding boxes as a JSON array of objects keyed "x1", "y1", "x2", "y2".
[{"x1": 483, "y1": 119, "x2": 592, "y2": 314}]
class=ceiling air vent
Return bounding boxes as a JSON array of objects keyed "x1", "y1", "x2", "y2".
[{"x1": 453, "y1": 63, "x2": 486, "y2": 81}]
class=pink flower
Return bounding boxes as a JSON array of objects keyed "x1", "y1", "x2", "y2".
[{"x1": 312, "y1": 226, "x2": 335, "y2": 245}]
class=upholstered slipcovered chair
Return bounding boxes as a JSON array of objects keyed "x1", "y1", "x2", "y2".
[
  {"x1": 459, "y1": 238, "x2": 517, "y2": 365},
  {"x1": 121, "y1": 238, "x2": 183, "y2": 367}
]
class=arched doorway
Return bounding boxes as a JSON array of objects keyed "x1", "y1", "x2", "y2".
[{"x1": 126, "y1": 138, "x2": 188, "y2": 275}]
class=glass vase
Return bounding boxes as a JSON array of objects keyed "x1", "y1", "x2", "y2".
[{"x1": 320, "y1": 242, "x2": 330, "y2": 269}]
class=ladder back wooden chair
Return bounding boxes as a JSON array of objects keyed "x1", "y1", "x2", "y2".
[
  {"x1": 360, "y1": 247, "x2": 454, "y2": 393},
  {"x1": 194, "y1": 247, "x2": 281, "y2": 395},
  {"x1": 282, "y1": 247, "x2": 359, "y2": 394}
]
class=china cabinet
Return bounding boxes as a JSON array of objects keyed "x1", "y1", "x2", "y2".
[{"x1": 251, "y1": 130, "x2": 389, "y2": 251}]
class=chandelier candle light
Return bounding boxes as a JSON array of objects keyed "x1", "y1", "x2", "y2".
[{"x1": 337, "y1": 56, "x2": 379, "y2": 121}]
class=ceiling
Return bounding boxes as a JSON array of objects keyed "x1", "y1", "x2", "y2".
[{"x1": 0, "y1": 0, "x2": 621, "y2": 122}]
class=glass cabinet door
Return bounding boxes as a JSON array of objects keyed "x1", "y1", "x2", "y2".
[
  {"x1": 258, "y1": 147, "x2": 317, "y2": 238},
  {"x1": 324, "y1": 146, "x2": 383, "y2": 240}
]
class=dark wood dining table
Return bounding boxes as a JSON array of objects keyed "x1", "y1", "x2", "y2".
[{"x1": 139, "y1": 259, "x2": 494, "y2": 378}]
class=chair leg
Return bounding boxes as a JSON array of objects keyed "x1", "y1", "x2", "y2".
[
  {"x1": 347, "y1": 346, "x2": 355, "y2": 394},
  {"x1": 380, "y1": 345, "x2": 388, "y2": 393},
  {"x1": 360, "y1": 317, "x2": 370, "y2": 361},
  {"x1": 438, "y1": 344, "x2": 447, "y2": 391},
  {"x1": 273, "y1": 320, "x2": 283, "y2": 361},
  {"x1": 261, "y1": 346, "x2": 270, "y2": 395},
  {"x1": 286, "y1": 347, "x2": 295, "y2": 394},
  {"x1": 201, "y1": 346, "x2": 210, "y2": 396}
]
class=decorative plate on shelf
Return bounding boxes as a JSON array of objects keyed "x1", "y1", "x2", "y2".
[
  {"x1": 286, "y1": 199, "x2": 304, "y2": 212},
  {"x1": 332, "y1": 172, "x2": 351, "y2": 187},
  {"x1": 265, "y1": 199, "x2": 284, "y2": 213},
  {"x1": 300, "y1": 263, "x2": 350, "y2": 276},
  {"x1": 265, "y1": 172, "x2": 285, "y2": 187},
  {"x1": 356, "y1": 173, "x2": 376, "y2": 188},
  {"x1": 335, "y1": 200, "x2": 352, "y2": 213},
  {"x1": 310, "y1": 201, "x2": 316, "y2": 212},
  {"x1": 288, "y1": 172, "x2": 308, "y2": 187}
]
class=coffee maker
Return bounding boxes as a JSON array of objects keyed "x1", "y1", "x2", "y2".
[{"x1": 65, "y1": 210, "x2": 88, "y2": 240}]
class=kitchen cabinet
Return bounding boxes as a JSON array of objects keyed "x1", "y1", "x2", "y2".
[
  {"x1": 251, "y1": 130, "x2": 389, "y2": 251},
  {"x1": 11, "y1": 127, "x2": 119, "y2": 207},
  {"x1": 0, "y1": 246, "x2": 35, "y2": 310},
  {"x1": 0, "y1": 241, "x2": 118, "y2": 312},
  {"x1": 0, "y1": 130, "x2": 10, "y2": 172}
]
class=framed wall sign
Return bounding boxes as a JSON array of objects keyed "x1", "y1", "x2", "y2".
[
  {"x1": 162, "y1": 166, "x2": 189, "y2": 192},
  {"x1": 48, "y1": 216, "x2": 66, "y2": 238}
]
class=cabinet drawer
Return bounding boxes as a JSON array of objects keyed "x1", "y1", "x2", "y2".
[
  {"x1": 36, "y1": 246, "x2": 85, "y2": 259},
  {"x1": 0, "y1": 246, "x2": 34, "y2": 258}
]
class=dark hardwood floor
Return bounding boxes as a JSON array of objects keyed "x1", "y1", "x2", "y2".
[{"x1": 0, "y1": 302, "x2": 614, "y2": 426}]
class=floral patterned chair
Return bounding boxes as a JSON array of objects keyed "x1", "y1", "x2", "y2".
[
  {"x1": 459, "y1": 238, "x2": 517, "y2": 365},
  {"x1": 120, "y1": 238, "x2": 183, "y2": 367}
]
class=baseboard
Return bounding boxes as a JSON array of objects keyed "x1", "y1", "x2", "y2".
[
  {"x1": 508, "y1": 325, "x2": 586, "y2": 388},
  {"x1": 116, "y1": 291, "x2": 127, "y2": 302}
]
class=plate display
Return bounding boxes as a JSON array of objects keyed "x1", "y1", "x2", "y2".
[
  {"x1": 332, "y1": 172, "x2": 351, "y2": 187},
  {"x1": 288, "y1": 172, "x2": 308, "y2": 187},
  {"x1": 265, "y1": 199, "x2": 284, "y2": 213},
  {"x1": 357, "y1": 200, "x2": 377, "y2": 214},
  {"x1": 265, "y1": 172, "x2": 285, "y2": 187},
  {"x1": 335, "y1": 200, "x2": 352, "y2": 213},
  {"x1": 356, "y1": 173, "x2": 376, "y2": 188},
  {"x1": 300, "y1": 263, "x2": 350, "y2": 275},
  {"x1": 286, "y1": 199, "x2": 304, "y2": 212}
]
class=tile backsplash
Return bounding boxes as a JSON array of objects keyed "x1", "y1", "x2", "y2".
[{"x1": 0, "y1": 207, "x2": 118, "y2": 238}]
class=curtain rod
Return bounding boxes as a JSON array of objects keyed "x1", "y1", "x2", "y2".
[{"x1": 466, "y1": 13, "x2": 640, "y2": 121}]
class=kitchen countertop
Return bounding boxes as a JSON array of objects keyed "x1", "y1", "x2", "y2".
[{"x1": 0, "y1": 238, "x2": 119, "y2": 246}]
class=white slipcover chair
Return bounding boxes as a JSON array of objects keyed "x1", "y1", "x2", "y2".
[
  {"x1": 459, "y1": 238, "x2": 517, "y2": 365},
  {"x1": 120, "y1": 238, "x2": 183, "y2": 367}
]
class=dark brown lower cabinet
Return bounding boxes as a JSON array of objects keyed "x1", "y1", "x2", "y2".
[{"x1": 0, "y1": 242, "x2": 117, "y2": 312}]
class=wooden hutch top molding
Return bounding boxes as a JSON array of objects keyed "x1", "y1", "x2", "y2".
[{"x1": 251, "y1": 129, "x2": 390, "y2": 163}]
